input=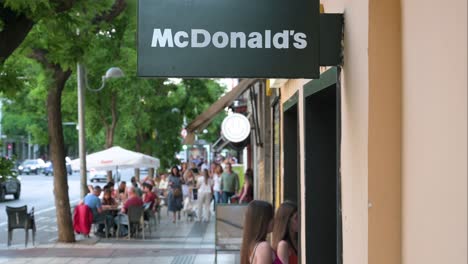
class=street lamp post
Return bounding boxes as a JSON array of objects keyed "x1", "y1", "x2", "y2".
[{"x1": 77, "y1": 63, "x2": 124, "y2": 198}]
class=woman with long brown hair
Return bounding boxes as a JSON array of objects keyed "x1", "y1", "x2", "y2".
[
  {"x1": 239, "y1": 168, "x2": 254, "y2": 204},
  {"x1": 240, "y1": 200, "x2": 282, "y2": 264},
  {"x1": 168, "y1": 166, "x2": 183, "y2": 223},
  {"x1": 271, "y1": 201, "x2": 298, "y2": 264}
]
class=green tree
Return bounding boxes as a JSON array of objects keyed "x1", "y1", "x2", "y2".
[
  {"x1": 80, "y1": 2, "x2": 226, "y2": 171},
  {"x1": 0, "y1": 0, "x2": 127, "y2": 243},
  {"x1": 0, "y1": 0, "x2": 77, "y2": 64}
]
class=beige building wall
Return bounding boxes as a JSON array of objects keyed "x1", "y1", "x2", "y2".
[
  {"x1": 280, "y1": 1, "x2": 371, "y2": 263},
  {"x1": 368, "y1": 0, "x2": 402, "y2": 263},
  {"x1": 321, "y1": 0, "x2": 370, "y2": 263},
  {"x1": 401, "y1": 0, "x2": 468, "y2": 263}
]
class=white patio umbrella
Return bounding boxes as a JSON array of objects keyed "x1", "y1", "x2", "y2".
[{"x1": 70, "y1": 146, "x2": 160, "y2": 171}]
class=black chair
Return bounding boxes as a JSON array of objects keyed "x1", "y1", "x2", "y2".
[
  {"x1": 92, "y1": 214, "x2": 109, "y2": 238},
  {"x1": 6, "y1": 205, "x2": 36, "y2": 247}
]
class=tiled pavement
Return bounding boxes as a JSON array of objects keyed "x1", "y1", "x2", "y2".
[{"x1": 0, "y1": 207, "x2": 240, "y2": 264}]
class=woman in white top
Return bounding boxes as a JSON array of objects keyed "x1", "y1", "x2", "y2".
[
  {"x1": 197, "y1": 169, "x2": 214, "y2": 222},
  {"x1": 212, "y1": 164, "x2": 223, "y2": 207}
]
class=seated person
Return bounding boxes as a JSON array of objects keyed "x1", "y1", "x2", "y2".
[
  {"x1": 103, "y1": 181, "x2": 116, "y2": 199},
  {"x1": 131, "y1": 176, "x2": 143, "y2": 197},
  {"x1": 84, "y1": 186, "x2": 111, "y2": 237},
  {"x1": 142, "y1": 183, "x2": 159, "y2": 212},
  {"x1": 117, "y1": 181, "x2": 127, "y2": 202},
  {"x1": 114, "y1": 187, "x2": 143, "y2": 236},
  {"x1": 101, "y1": 189, "x2": 118, "y2": 230},
  {"x1": 102, "y1": 189, "x2": 117, "y2": 207}
]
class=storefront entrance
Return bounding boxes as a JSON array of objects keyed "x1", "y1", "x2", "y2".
[
  {"x1": 302, "y1": 67, "x2": 342, "y2": 263},
  {"x1": 283, "y1": 93, "x2": 299, "y2": 204}
]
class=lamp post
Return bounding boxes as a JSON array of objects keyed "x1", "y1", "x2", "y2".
[{"x1": 77, "y1": 63, "x2": 124, "y2": 198}]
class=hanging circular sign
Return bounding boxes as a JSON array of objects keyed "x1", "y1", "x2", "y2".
[{"x1": 221, "y1": 113, "x2": 251, "y2": 143}]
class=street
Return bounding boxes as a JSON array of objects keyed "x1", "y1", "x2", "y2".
[
  {"x1": 0, "y1": 173, "x2": 229, "y2": 263},
  {"x1": 0, "y1": 171, "x2": 155, "y2": 246},
  {"x1": 0, "y1": 173, "x2": 81, "y2": 246},
  {"x1": 0, "y1": 171, "x2": 123, "y2": 246}
]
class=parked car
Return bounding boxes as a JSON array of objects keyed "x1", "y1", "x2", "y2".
[
  {"x1": 43, "y1": 160, "x2": 73, "y2": 176},
  {"x1": 89, "y1": 169, "x2": 121, "y2": 183},
  {"x1": 18, "y1": 159, "x2": 46, "y2": 175},
  {"x1": 0, "y1": 176, "x2": 21, "y2": 201},
  {"x1": 0, "y1": 157, "x2": 21, "y2": 201}
]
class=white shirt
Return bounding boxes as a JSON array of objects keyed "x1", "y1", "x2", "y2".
[
  {"x1": 212, "y1": 173, "x2": 221, "y2": 192},
  {"x1": 197, "y1": 176, "x2": 213, "y2": 193},
  {"x1": 159, "y1": 179, "x2": 168, "y2": 189}
]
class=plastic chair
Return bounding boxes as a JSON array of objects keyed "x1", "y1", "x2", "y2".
[
  {"x1": 117, "y1": 206, "x2": 145, "y2": 239},
  {"x1": 144, "y1": 206, "x2": 157, "y2": 235},
  {"x1": 6, "y1": 205, "x2": 36, "y2": 247}
]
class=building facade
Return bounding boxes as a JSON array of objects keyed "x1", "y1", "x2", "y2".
[{"x1": 258, "y1": 0, "x2": 466, "y2": 263}]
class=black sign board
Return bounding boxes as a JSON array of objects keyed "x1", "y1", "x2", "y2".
[{"x1": 138, "y1": 0, "x2": 320, "y2": 78}]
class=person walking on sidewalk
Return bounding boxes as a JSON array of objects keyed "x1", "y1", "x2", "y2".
[
  {"x1": 168, "y1": 166, "x2": 183, "y2": 223},
  {"x1": 212, "y1": 164, "x2": 223, "y2": 208},
  {"x1": 196, "y1": 169, "x2": 213, "y2": 222},
  {"x1": 220, "y1": 163, "x2": 239, "y2": 203}
]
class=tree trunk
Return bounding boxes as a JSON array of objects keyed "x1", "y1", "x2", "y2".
[
  {"x1": 134, "y1": 168, "x2": 140, "y2": 182},
  {"x1": 31, "y1": 48, "x2": 75, "y2": 243},
  {"x1": 105, "y1": 126, "x2": 114, "y2": 182},
  {"x1": 48, "y1": 68, "x2": 75, "y2": 243}
]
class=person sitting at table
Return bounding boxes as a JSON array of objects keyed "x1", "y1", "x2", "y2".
[
  {"x1": 115, "y1": 187, "x2": 143, "y2": 237},
  {"x1": 122, "y1": 186, "x2": 143, "y2": 213},
  {"x1": 142, "y1": 182, "x2": 158, "y2": 210},
  {"x1": 131, "y1": 176, "x2": 143, "y2": 197},
  {"x1": 102, "y1": 189, "x2": 117, "y2": 206},
  {"x1": 101, "y1": 188, "x2": 118, "y2": 234},
  {"x1": 118, "y1": 181, "x2": 127, "y2": 202},
  {"x1": 142, "y1": 182, "x2": 160, "y2": 222},
  {"x1": 103, "y1": 181, "x2": 117, "y2": 199},
  {"x1": 84, "y1": 186, "x2": 111, "y2": 237}
]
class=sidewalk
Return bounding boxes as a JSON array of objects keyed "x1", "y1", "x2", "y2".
[{"x1": 0, "y1": 207, "x2": 240, "y2": 264}]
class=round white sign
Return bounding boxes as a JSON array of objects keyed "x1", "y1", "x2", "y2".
[{"x1": 221, "y1": 113, "x2": 251, "y2": 143}]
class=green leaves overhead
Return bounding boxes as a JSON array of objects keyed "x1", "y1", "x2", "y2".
[{"x1": 1, "y1": 0, "x2": 227, "y2": 170}]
